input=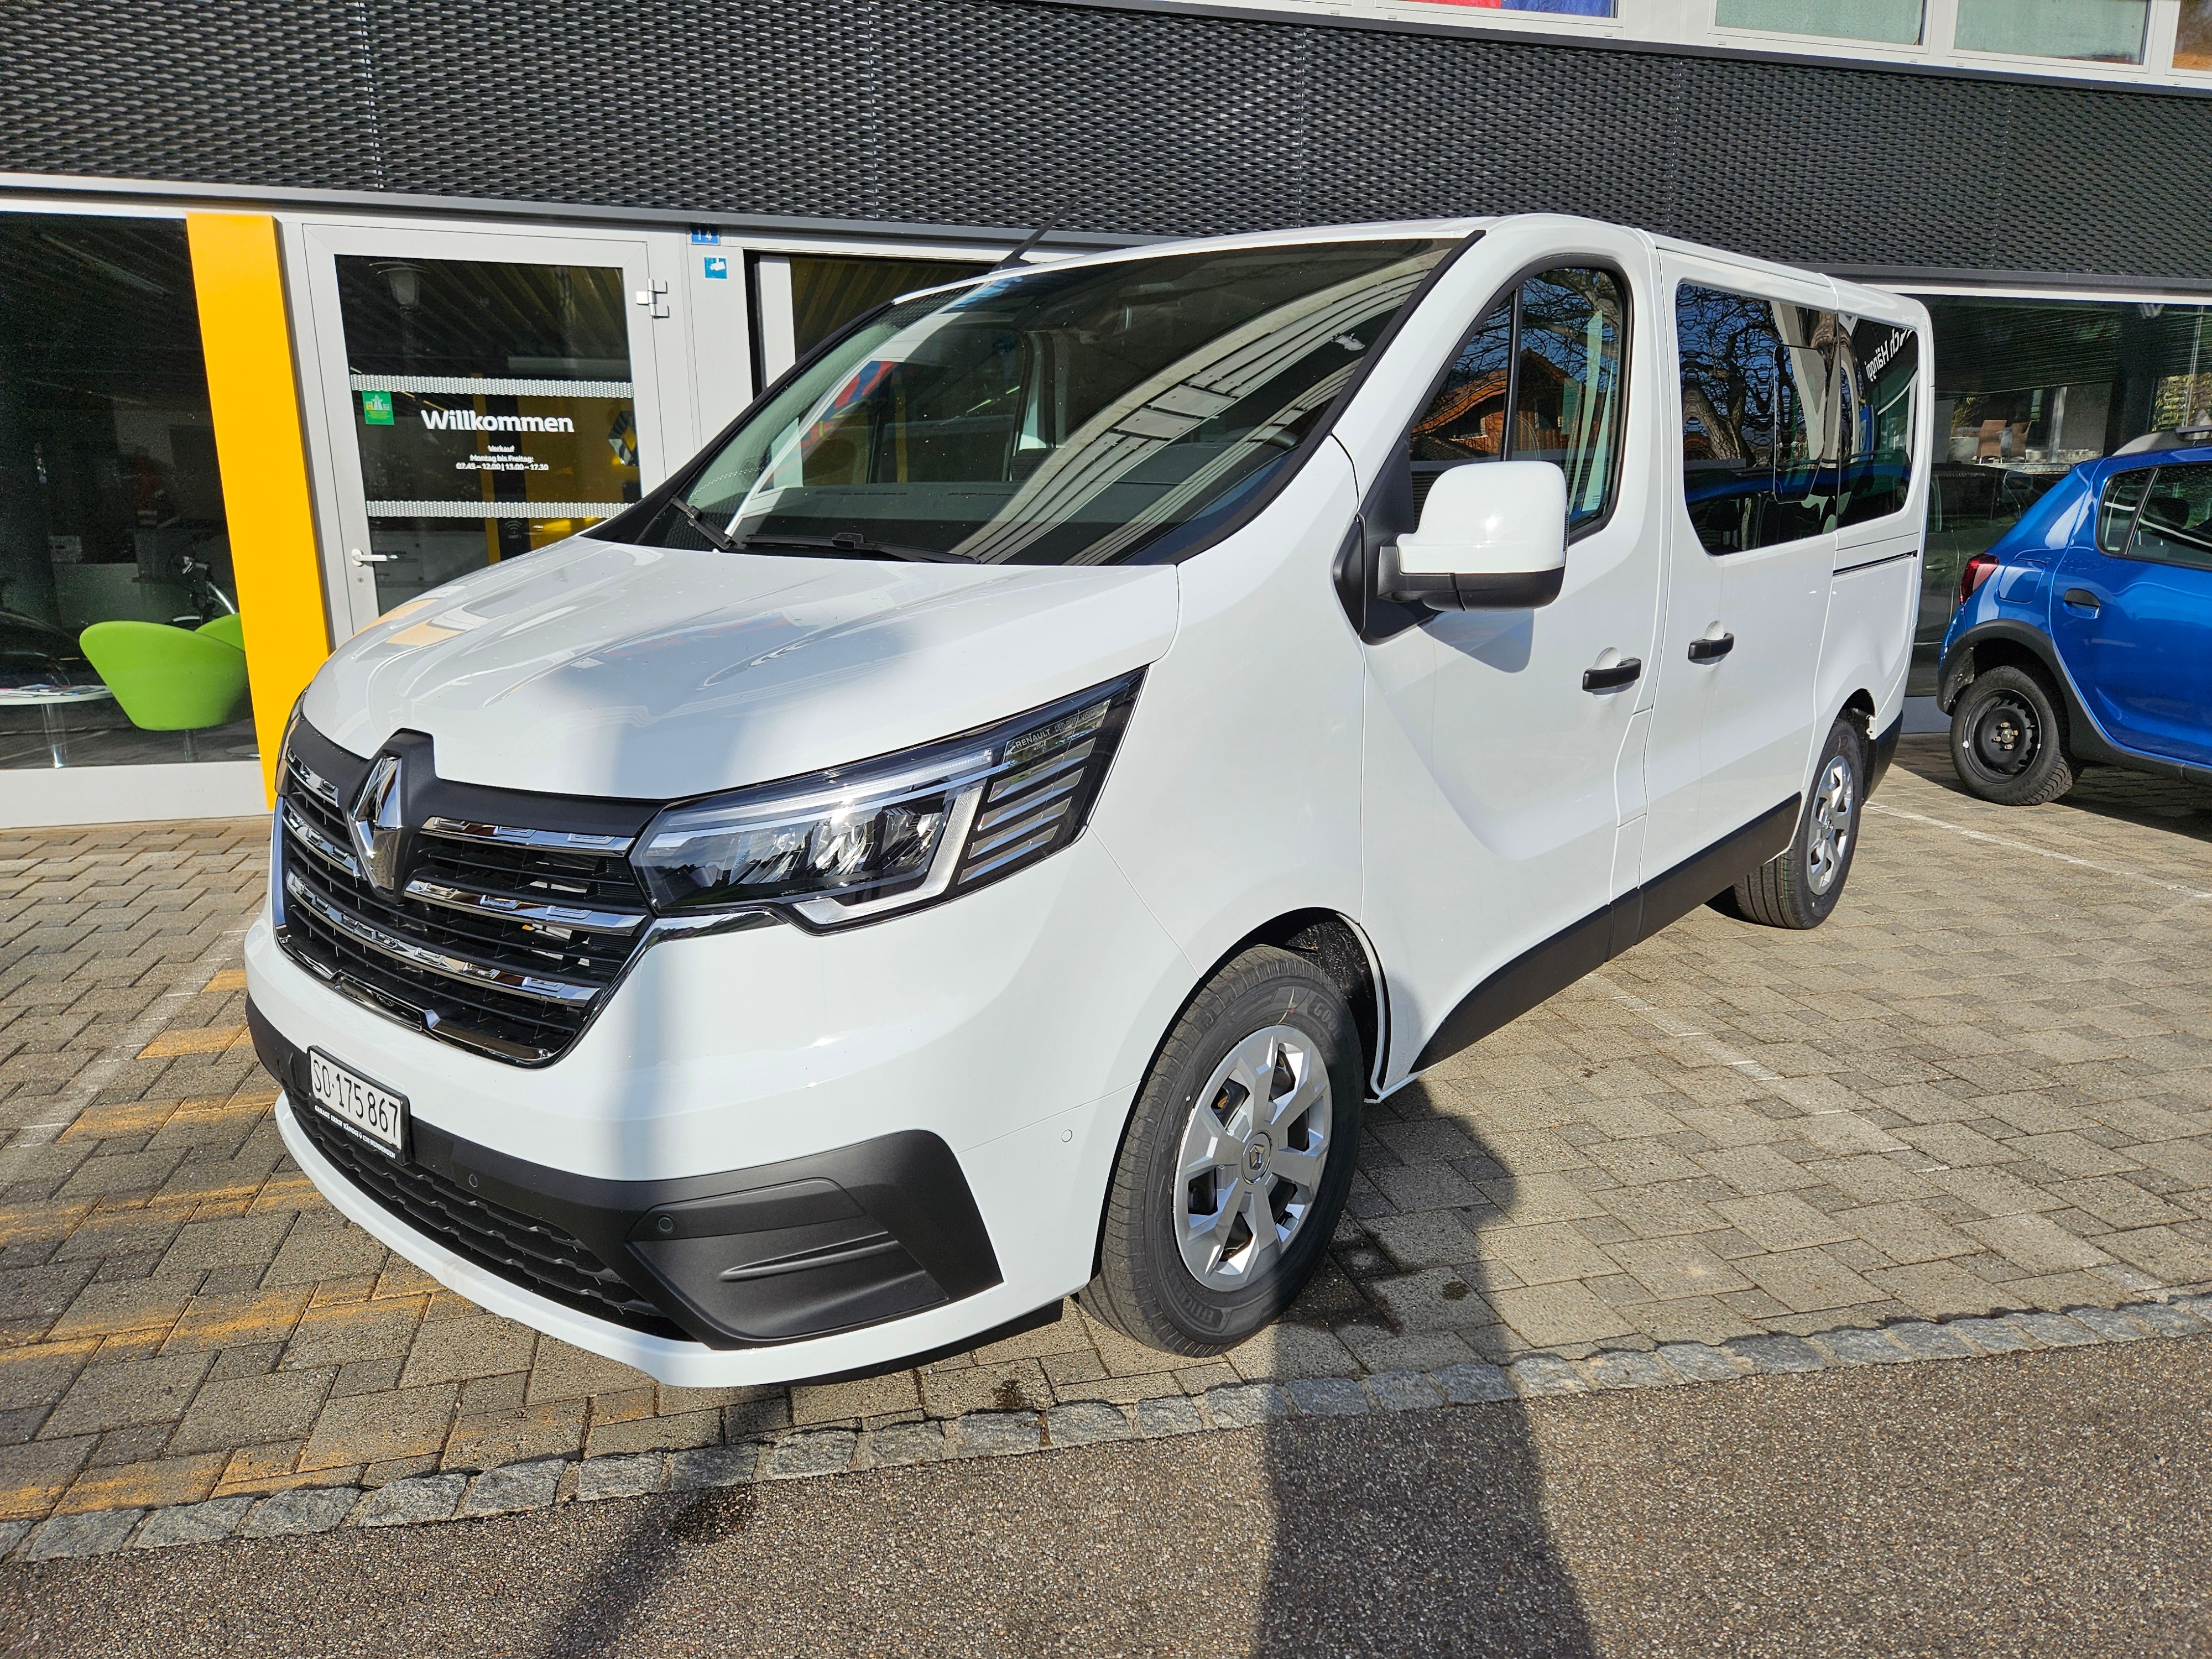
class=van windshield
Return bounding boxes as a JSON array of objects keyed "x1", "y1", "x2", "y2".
[{"x1": 627, "y1": 238, "x2": 1458, "y2": 566}]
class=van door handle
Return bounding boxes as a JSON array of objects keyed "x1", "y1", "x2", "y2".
[
  {"x1": 1582, "y1": 657, "x2": 1642, "y2": 692},
  {"x1": 2062, "y1": 588, "x2": 2101, "y2": 615},
  {"x1": 1687, "y1": 633, "x2": 1735, "y2": 663}
]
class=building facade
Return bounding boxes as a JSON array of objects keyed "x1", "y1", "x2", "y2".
[{"x1": 3, "y1": 0, "x2": 2209, "y2": 825}]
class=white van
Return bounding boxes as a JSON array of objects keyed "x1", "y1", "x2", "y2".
[{"x1": 247, "y1": 216, "x2": 1929, "y2": 1385}]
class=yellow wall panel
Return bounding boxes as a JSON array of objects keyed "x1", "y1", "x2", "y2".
[{"x1": 186, "y1": 213, "x2": 328, "y2": 805}]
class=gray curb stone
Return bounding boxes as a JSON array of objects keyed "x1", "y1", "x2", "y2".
[
  {"x1": 1946, "y1": 1316, "x2": 2037, "y2": 1354},
  {"x1": 1206, "y1": 1383, "x2": 1292, "y2": 1428},
  {"x1": 352, "y1": 1473, "x2": 467, "y2": 1528},
  {"x1": 1433, "y1": 1362, "x2": 1515, "y2": 1404},
  {"x1": 1509, "y1": 1354, "x2": 1588, "y2": 1396},
  {"x1": 1368, "y1": 1370, "x2": 1445, "y2": 1411},
  {"x1": 576, "y1": 1453, "x2": 669, "y2": 1502},
  {"x1": 133, "y1": 1496, "x2": 255, "y2": 1550},
  {"x1": 239, "y1": 1486, "x2": 359, "y2": 1538},
  {"x1": 670, "y1": 1444, "x2": 760, "y2": 1491},
  {"x1": 955, "y1": 1411, "x2": 1043, "y2": 1457},
  {"x1": 765, "y1": 1428, "x2": 857, "y2": 1478},
  {"x1": 14, "y1": 1292, "x2": 2208, "y2": 1559},
  {"x1": 2008, "y1": 1312, "x2": 2100, "y2": 1348},
  {"x1": 1585, "y1": 1351, "x2": 1682, "y2": 1390},
  {"x1": 1135, "y1": 1396, "x2": 1204, "y2": 1437},
  {"x1": 1046, "y1": 1402, "x2": 1138, "y2": 1447},
  {"x1": 2068, "y1": 1306, "x2": 2151, "y2": 1342},
  {"x1": 866, "y1": 1421, "x2": 953, "y2": 1467},
  {"x1": 1658, "y1": 1343, "x2": 1749, "y2": 1383},
  {"x1": 1887, "y1": 1321, "x2": 1980, "y2": 1361},
  {"x1": 461, "y1": 1460, "x2": 565, "y2": 1518},
  {"x1": 2127, "y1": 1302, "x2": 2206, "y2": 1338},
  {"x1": 21, "y1": 1509, "x2": 144, "y2": 1561},
  {"x1": 1815, "y1": 1328, "x2": 1914, "y2": 1365},
  {"x1": 1285, "y1": 1376, "x2": 1370, "y2": 1417},
  {"x1": 1728, "y1": 1334, "x2": 1829, "y2": 1375}
]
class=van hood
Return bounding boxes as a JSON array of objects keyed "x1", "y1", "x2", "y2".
[{"x1": 303, "y1": 539, "x2": 1180, "y2": 800}]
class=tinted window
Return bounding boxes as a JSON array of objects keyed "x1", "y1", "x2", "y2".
[
  {"x1": 1411, "y1": 266, "x2": 1625, "y2": 533},
  {"x1": 2097, "y1": 468, "x2": 2151, "y2": 554},
  {"x1": 1676, "y1": 282, "x2": 1906, "y2": 553},
  {"x1": 1837, "y1": 316, "x2": 1918, "y2": 526},
  {"x1": 2127, "y1": 463, "x2": 2212, "y2": 570}
]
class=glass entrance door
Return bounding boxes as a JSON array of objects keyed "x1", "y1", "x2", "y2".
[{"x1": 301, "y1": 225, "x2": 666, "y2": 633}]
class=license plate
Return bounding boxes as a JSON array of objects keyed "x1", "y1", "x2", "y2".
[{"x1": 307, "y1": 1049, "x2": 408, "y2": 1159}]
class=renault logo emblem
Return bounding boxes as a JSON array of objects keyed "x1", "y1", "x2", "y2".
[{"x1": 348, "y1": 754, "x2": 405, "y2": 895}]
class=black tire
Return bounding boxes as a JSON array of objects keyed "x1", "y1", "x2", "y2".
[
  {"x1": 1732, "y1": 717, "x2": 1868, "y2": 930},
  {"x1": 1949, "y1": 665, "x2": 2077, "y2": 806},
  {"x1": 1082, "y1": 946, "x2": 1363, "y2": 1357}
]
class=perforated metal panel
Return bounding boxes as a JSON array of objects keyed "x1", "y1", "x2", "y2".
[{"x1": 5, "y1": 0, "x2": 2209, "y2": 279}]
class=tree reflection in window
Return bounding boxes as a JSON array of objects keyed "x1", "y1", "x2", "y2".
[{"x1": 1411, "y1": 267, "x2": 1625, "y2": 531}]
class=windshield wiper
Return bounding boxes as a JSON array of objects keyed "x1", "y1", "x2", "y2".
[
  {"x1": 667, "y1": 497, "x2": 742, "y2": 555},
  {"x1": 738, "y1": 533, "x2": 975, "y2": 564}
]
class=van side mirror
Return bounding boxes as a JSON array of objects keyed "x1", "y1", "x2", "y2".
[{"x1": 1380, "y1": 461, "x2": 1568, "y2": 611}]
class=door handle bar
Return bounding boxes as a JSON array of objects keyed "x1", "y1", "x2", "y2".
[
  {"x1": 2061, "y1": 588, "x2": 2102, "y2": 614},
  {"x1": 1582, "y1": 657, "x2": 1642, "y2": 693},
  {"x1": 1687, "y1": 633, "x2": 1735, "y2": 663}
]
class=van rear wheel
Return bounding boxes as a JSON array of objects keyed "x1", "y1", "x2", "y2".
[
  {"x1": 1082, "y1": 946, "x2": 1362, "y2": 1357},
  {"x1": 1731, "y1": 716, "x2": 1867, "y2": 931}
]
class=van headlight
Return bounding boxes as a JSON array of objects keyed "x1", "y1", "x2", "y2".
[{"x1": 631, "y1": 672, "x2": 1144, "y2": 927}]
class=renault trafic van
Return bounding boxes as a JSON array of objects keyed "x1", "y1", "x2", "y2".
[{"x1": 246, "y1": 216, "x2": 1929, "y2": 1385}]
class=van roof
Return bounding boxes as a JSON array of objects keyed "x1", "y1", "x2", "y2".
[{"x1": 919, "y1": 214, "x2": 1925, "y2": 327}]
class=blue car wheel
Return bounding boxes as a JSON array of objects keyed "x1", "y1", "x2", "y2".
[{"x1": 1950, "y1": 665, "x2": 2076, "y2": 807}]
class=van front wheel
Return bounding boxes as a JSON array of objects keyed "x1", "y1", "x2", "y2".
[
  {"x1": 1082, "y1": 946, "x2": 1362, "y2": 1357},
  {"x1": 1731, "y1": 716, "x2": 1868, "y2": 931}
]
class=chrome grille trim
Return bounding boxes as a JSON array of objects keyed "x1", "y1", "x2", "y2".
[
  {"x1": 402, "y1": 875, "x2": 648, "y2": 936},
  {"x1": 422, "y1": 816, "x2": 635, "y2": 855},
  {"x1": 287, "y1": 755, "x2": 342, "y2": 810},
  {"x1": 284, "y1": 872, "x2": 602, "y2": 1005},
  {"x1": 283, "y1": 801, "x2": 361, "y2": 879}
]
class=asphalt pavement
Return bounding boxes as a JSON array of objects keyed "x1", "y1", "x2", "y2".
[{"x1": 4, "y1": 1334, "x2": 2206, "y2": 1658}]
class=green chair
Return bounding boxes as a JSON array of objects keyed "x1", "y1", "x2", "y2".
[{"x1": 79, "y1": 617, "x2": 251, "y2": 761}]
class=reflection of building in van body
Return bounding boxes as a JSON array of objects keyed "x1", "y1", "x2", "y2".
[{"x1": 1, "y1": 0, "x2": 2209, "y2": 822}]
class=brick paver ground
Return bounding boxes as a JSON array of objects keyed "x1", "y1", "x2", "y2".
[{"x1": 3, "y1": 738, "x2": 2208, "y2": 1528}]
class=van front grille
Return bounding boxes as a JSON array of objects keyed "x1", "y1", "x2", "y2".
[{"x1": 273, "y1": 723, "x2": 658, "y2": 1066}]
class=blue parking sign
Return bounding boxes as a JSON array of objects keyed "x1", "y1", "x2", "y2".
[{"x1": 703, "y1": 255, "x2": 729, "y2": 279}]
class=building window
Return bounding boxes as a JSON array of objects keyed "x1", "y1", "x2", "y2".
[
  {"x1": 1422, "y1": 1, "x2": 1616, "y2": 14},
  {"x1": 2179, "y1": 0, "x2": 2212, "y2": 69},
  {"x1": 1913, "y1": 294, "x2": 2212, "y2": 691},
  {"x1": 1714, "y1": 1, "x2": 1923, "y2": 45},
  {"x1": 1, "y1": 213, "x2": 250, "y2": 771},
  {"x1": 1953, "y1": 0, "x2": 2148, "y2": 63}
]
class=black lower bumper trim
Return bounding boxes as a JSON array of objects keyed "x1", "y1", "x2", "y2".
[{"x1": 249, "y1": 1000, "x2": 1003, "y2": 1348}]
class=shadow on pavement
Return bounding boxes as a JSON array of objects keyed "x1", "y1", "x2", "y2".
[
  {"x1": 1254, "y1": 1096, "x2": 1599, "y2": 1657},
  {"x1": 1891, "y1": 732, "x2": 2212, "y2": 842}
]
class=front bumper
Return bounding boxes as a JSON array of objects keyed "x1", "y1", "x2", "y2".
[
  {"x1": 245, "y1": 822, "x2": 1191, "y2": 1384},
  {"x1": 253, "y1": 1004, "x2": 1001, "y2": 1352}
]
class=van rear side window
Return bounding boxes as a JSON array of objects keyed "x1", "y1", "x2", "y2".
[{"x1": 1676, "y1": 281, "x2": 1918, "y2": 553}]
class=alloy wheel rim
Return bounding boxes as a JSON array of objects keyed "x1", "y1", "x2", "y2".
[
  {"x1": 1173, "y1": 1024, "x2": 1332, "y2": 1291},
  {"x1": 1806, "y1": 752, "x2": 1855, "y2": 896},
  {"x1": 1970, "y1": 694, "x2": 2039, "y2": 778}
]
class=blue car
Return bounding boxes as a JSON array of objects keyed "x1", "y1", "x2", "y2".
[{"x1": 1938, "y1": 438, "x2": 2212, "y2": 804}]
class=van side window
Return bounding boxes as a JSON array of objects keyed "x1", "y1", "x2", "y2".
[
  {"x1": 2125, "y1": 463, "x2": 2212, "y2": 570},
  {"x1": 2096, "y1": 469, "x2": 2151, "y2": 554},
  {"x1": 1836, "y1": 316, "x2": 1918, "y2": 526},
  {"x1": 1677, "y1": 281, "x2": 1859, "y2": 553},
  {"x1": 1412, "y1": 267, "x2": 1626, "y2": 533}
]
